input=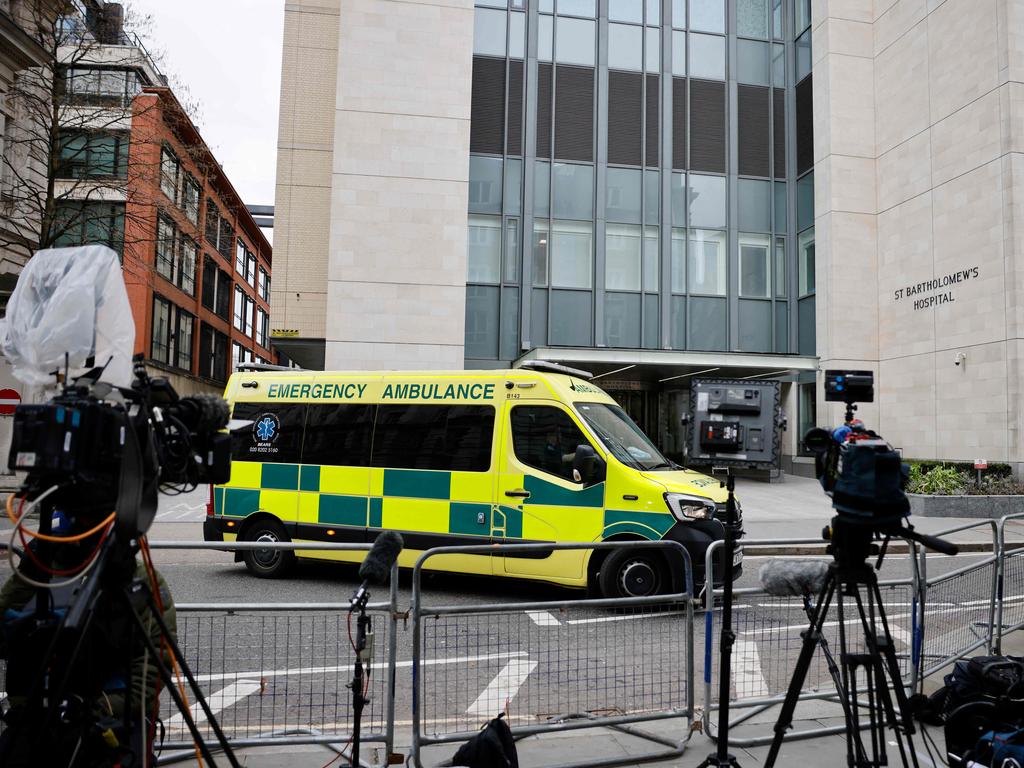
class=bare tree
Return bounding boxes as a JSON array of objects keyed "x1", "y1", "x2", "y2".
[{"x1": 0, "y1": 0, "x2": 202, "y2": 267}]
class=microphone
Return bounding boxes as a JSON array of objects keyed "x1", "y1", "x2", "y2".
[
  {"x1": 351, "y1": 531, "x2": 403, "y2": 608},
  {"x1": 759, "y1": 560, "x2": 829, "y2": 598},
  {"x1": 168, "y1": 394, "x2": 230, "y2": 433}
]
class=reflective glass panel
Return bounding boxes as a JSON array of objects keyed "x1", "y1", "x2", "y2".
[
  {"x1": 796, "y1": 29, "x2": 812, "y2": 81},
  {"x1": 556, "y1": 16, "x2": 595, "y2": 66},
  {"x1": 738, "y1": 178, "x2": 771, "y2": 232},
  {"x1": 737, "y1": 0, "x2": 768, "y2": 38},
  {"x1": 643, "y1": 226, "x2": 659, "y2": 292},
  {"x1": 609, "y1": 23, "x2": 643, "y2": 70},
  {"x1": 504, "y1": 158, "x2": 522, "y2": 215},
  {"x1": 644, "y1": 170, "x2": 659, "y2": 225},
  {"x1": 739, "y1": 233, "x2": 771, "y2": 297},
  {"x1": 552, "y1": 162, "x2": 594, "y2": 220},
  {"x1": 689, "y1": 0, "x2": 725, "y2": 33},
  {"x1": 558, "y1": 0, "x2": 595, "y2": 16},
  {"x1": 606, "y1": 167, "x2": 642, "y2": 224},
  {"x1": 534, "y1": 160, "x2": 550, "y2": 216},
  {"x1": 645, "y1": 27, "x2": 661, "y2": 72},
  {"x1": 774, "y1": 181, "x2": 786, "y2": 231},
  {"x1": 539, "y1": 15, "x2": 553, "y2": 61},
  {"x1": 646, "y1": 0, "x2": 660, "y2": 25},
  {"x1": 688, "y1": 229, "x2": 726, "y2": 295},
  {"x1": 798, "y1": 227, "x2": 815, "y2": 296},
  {"x1": 775, "y1": 236, "x2": 786, "y2": 297},
  {"x1": 772, "y1": 0, "x2": 783, "y2": 39},
  {"x1": 737, "y1": 39, "x2": 770, "y2": 86},
  {"x1": 689, "y1": 33, "x2": 725, "y2": 80},
  {"x1": 797, "y1": 171, "x2": 814, "y2": 231},
  {"x1": 772, "y1": 43, "x2": 785, "y2": 86},
  {"x1": 609, "y1": 0, "x2": 642, "y2": 23},
  {"x1": 474, "y1": 8, "x2": 507, "y2": 56},
  {"x1": 469, "y1": 155, "x2": 503, "y2": 214},
  {"x1": 510, "y1": 12, "x2": 526, "y2": 58},
  {"x1": 671, "y1": 228, "x2": 686, "y2": 293},
  {"x1": 672, "y1": 30, "x2": 686, "y2": 76},
  {"x1": 605, "y1": 223, "x2": 642, "y2": 291},
  {"x1": 467, "y1": 214, "x2": 502, "y2": 283},
  {"x1": 688, "y1": 173, "x2": 726, "y2": 228},
  {"x1": 533, "y1": 219, "x2": 549, "y2": 286},
  {"x1": 505, "y1": 219, "x2": 521, "y2": 283},
  {"x1": 550, "y1": 220, "x2": 593, "y2": 288}
]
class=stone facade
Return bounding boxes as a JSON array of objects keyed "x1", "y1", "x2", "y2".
[
  {"x1": 814, "y1": 0, "x2": 1024, "y2": 467},
  {"x1": 272, "y1": 0, "x2": 474, "y2": 371}
]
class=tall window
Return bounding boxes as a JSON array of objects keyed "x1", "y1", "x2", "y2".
[
  {"x1": 151, "y1": 296, "x2": 194, "y2": 371},
  {"x1": 160, "y1": 146, "x2": 179, "y2": 202},
  {"x1": 246, "y1": 254, "x2": 257, "y2": 288},
  {"x1": 183, "y1": 174, "x2": 201, "y2": 225},
  {"x1": 52, "y1": 201, "x2": 125, "y2": 255},
  {"x1": 257, "y1": 267, "x2": 270, "y2": 302},
  {"x1": 256, "y1": 308, "x2": 269, "y2": 348},
  {"x1": 198, "y1": 323, "x2": 229, "y2": 382},
  {"x1": 201, "y1": 255, "x2": 232, "y2": 319},
  {"x1": 57, "y1": 131, "x2": 128, "y2": 178},
  {"x1": 155, "y1": 218, "x2": 197, "y2": 296},
  {"x1": 156, "y1": 216, "x2": 175, "y2": 280},
  {"x1": 235, "y1": 239, "x2": 246, "y2": 275},
  {"x1": 233, "y1": 285, "x2": 245, "y2": 331}
]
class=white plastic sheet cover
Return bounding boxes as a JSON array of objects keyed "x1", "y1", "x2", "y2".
[{"x1": 0, "y1": 245, "x2": 135, "y2": 387}]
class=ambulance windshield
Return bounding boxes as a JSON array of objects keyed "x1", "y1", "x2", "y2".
[{"x1": 575, "y1": 402, "x2": 673, "y2": 471}]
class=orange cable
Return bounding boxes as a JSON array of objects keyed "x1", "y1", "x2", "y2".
[{"x1": 6, "y1": 493, "x2": 116, "y2": 543}]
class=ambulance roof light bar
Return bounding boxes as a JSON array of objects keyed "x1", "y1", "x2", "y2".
[
  {"x1": 236, "y1": 362, "x2": 302, "y2": 372},
  {"x1": 517, "y1": 360, "x2": 594, "y2": 380}
]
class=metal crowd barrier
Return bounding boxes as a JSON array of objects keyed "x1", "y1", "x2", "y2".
[
  {"x1": 409, "y1": 541, "x2": 696, "y2": 768},
  {"x1": 146, "y1": 541, "x2": 399, "y2": 765},
  {"x1": 996, "y1": 513, "x2": 1024, "y2": 652},
  {"x1": 917, "y1": 519, "x2": 1000, "y2": 678},
  {"x1": 701, "y1": 537, "x2": 921, "y2": 748}
]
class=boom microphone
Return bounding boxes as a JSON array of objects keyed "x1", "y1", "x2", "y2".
[
  {"x1": 759, "y1": 560, "x2": 829, "y2": 597},
  {"x1": 359, "y1": 530, "x2": 404, "y2": 585},
  {"x1": 168, "y1": 393, "x2": 230, "y2": 433},
  {"x1": 350, "y1": 531, "x2": 404, "y2": 609}
]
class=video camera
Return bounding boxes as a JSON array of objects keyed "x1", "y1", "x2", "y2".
[
  {"x1": 802, "y1": 369, "x2": 956, "y2": 561},
  {"x1": 0, "y1": 246, "x2": 235, "y2": 767}
]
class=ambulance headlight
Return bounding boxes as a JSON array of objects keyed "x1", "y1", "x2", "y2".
[{"x1": 665, "y1": 493, "x2": 715, "y2": 521}]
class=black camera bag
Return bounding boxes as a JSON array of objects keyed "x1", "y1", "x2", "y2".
[{"x1": 451, "y1": 713, "x2": 519, "y2": 768}]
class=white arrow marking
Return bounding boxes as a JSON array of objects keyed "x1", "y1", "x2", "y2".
[
  {"x1": 526, "y1": 610, "x2": 561, "y2": 626},
  {"x1": 466, "y1": 658, "x2": 538, "y2": 716},
  {"x1": 732, "y1": 639, "x2": 768, "y2": 700},
  {"x1": 167, "y1": 680, "x2": 262, "y2": 726}
]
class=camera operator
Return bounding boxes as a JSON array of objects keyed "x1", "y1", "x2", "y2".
[{"x1": 0, "y1": 517, "x2": 178, "y2": 766}]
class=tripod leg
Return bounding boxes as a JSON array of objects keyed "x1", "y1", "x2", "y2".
[
  {"x1": 123, "y1": 587, "x2": 242, "y2": 768},
  {"x1": 764, "y1": 576, "x2": 836, "y2": 768}
]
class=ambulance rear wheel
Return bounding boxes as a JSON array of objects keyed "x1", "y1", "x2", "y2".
[
  {"x1": 242, "y1": 520, "x2": 296, "y2": 578},
  {"x1": 599, "y1": 548, "x2": 668, "y2": 598}
]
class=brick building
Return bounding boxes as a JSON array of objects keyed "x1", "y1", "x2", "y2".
[{"x1": 121, "y1": 86, "x2": 274, "y2": 395}]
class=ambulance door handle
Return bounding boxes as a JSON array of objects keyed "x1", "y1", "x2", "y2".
[{"x1": 505, "y1": 489, "x2": 530, "y2": 499}]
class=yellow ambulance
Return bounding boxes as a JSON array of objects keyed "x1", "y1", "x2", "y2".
[{"x1": 204, "y1": 361, "x2": 743, "y2": 597}]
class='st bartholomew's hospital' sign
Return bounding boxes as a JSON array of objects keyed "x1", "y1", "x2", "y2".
[{"x1": 893, "y1": 267, "x2": 980, "y2": 310}]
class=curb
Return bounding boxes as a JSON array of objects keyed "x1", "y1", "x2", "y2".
[{"x1": 745, "y1": 540, "x2": 1022, "y2": 556}]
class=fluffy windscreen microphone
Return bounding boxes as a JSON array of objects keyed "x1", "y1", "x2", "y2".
[
  {"x1": 358, "y1": 531, "x2": 404, "y2": 585},
  {"x1": 759, "y1": 560, "x2": 830, "y2": 597}
]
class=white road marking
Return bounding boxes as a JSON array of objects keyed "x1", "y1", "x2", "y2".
[
  {"x1": 732, "y1": 638, "x2": 768, "y2": 699},
  {"x1": 192, "y1": 650, "x2": 529, "y2": 684},
  {"x1": 466, "y1": 658, "x2": 538, "y2": 716},
  {"x1": 526, "y1": 610, "x2": 561, "y2": 626},
  {"x1": 566, "y1": 609, "x2": 688, "y2": 625},
  {"x1": 167, "y1": 680, "x2": 262, "y2": 726}
]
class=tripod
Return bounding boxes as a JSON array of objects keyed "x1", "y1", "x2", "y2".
[
  {"x1": 764, "y1": 521, "x2": 920, "y2": 768},
  {"x1": 697, "y1": 473, "x2": 743, "y2": 768},
  {"x1": 3, "y1": 507, "x2": 239, "y2": 768},
  {"x1": 348, "y1": 592, "x2": 373, "y2": 768}
]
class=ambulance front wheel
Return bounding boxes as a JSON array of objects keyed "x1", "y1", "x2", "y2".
[
  {"x1": 598, "y1": 548, "x2": 668, "y2": 598},
  {"x1": 242, "y1": 519, "x2": 297, "y2": 578}
]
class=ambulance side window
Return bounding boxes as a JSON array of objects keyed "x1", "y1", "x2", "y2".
[
  {"x1": 230, "y1": 402, "x2": 305, "y2": 463},
  {"x1": 371, "y1": 405, "x2": 494, "y2": 472},
  {"x1": 510, "y1": 405, "x2": 590, "y2": 482},
  {"x1": 303, "y1": 404, "x2": 374, "y2": 466}
]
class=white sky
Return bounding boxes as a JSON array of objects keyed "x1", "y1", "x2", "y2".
[{"x1": 130, "y1": 0, "x2": 285, "y2": 207}]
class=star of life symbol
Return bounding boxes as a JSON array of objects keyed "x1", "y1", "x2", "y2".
[{"x1": 256, "y1": 416, "x2": 277, "y2": 442}]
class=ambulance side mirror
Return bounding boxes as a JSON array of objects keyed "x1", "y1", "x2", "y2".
[{"x1": 572, "y1": 444, "x2": 605, "y2": 486}]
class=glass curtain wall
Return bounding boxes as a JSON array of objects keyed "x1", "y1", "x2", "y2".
[{"x1": 466, "y1": 0, "x2": 810, "y2": 363}]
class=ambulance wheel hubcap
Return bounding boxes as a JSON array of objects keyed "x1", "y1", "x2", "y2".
[
  {"x1": 620, "y1": 560, "x2": 657, "y2": 597},
  {"x1": 254, "y1": 532, "x2": 281, "y2": 568}
]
